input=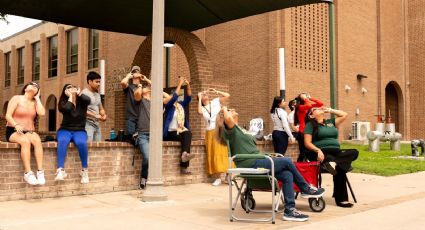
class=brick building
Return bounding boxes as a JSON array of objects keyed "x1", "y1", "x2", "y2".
[{"x1": 0, "y1": 0, "x2": 423, "y2": 141}]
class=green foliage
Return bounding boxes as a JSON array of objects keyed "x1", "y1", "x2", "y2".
[{"x1": 341, "y1": 143, "x2": 425, "y2": 177}]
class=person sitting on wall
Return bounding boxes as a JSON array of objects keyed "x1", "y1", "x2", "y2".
[
  {"x1": 216, "y1": 106, "x2": 325, "y2": 222},
  {"x1": 163, "y1": 76, "x2": 193, "y2": 175},
  {"x1": 55, "y1": 84, "x2": 91, "y2": 184},
  {"x1": 5, "y1": 82, "x2": 46, "y2": 185},
  {"x1": 304, "y1": 107, "x2": 359, "y2": 208}
]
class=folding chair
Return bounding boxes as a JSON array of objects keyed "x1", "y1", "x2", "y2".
[{"x1": 227, "y1": 154, "x2": 284, "y2": 224}]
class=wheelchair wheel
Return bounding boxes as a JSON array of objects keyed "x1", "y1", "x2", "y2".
[
  {"x1": 309, "y1": 197, "x2": 325, "y2": 212},
  {"x1": 241, "y1": 191, "x2": 256, "y2": 212}
]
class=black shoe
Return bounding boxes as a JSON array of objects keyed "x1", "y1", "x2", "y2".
[
  {"x1": 323, "y1": 162, "x2": 337, "y2": 175},
  {"x1": 139, "y1": 178, "x2": 147, "y2": 190},
  {"x1": 336, "y1": 201, "x2": 354, "y2": 208}
]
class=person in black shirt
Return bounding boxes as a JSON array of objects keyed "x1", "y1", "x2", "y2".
[
  {"x1": 121, "y1": 66, "x2": 143, "y2": 137},
  {"x1": 54, "y1": 84, "x2": 91, "y2": 184}
]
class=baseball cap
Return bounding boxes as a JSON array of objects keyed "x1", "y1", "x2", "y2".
[{"x1": 131, "y1": 66, "x2": 141, "y2": 73}]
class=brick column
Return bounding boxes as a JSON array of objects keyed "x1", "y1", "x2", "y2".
[
  {"x1": 57, "y1": 26, "x2": 66, "y2": 93},
  {"x1": 10, "y1": 45, "x2": 17, "y2": 90}
]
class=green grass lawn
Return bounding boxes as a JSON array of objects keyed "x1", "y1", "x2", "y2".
[{"x1": 341, "y1": 143, "x2": 425, "y2": 176}]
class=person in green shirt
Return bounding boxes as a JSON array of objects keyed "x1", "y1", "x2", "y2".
[
  {"x1": 216, "y1": 106, "x2": 325, "y2": 222},
  {"x1": 304, "y1": 107, "x2": 358, "y2": 208}
]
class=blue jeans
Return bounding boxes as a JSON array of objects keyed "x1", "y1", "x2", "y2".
[
  {"x1": 85, "y1": 122, "x2": 101, "y2": 142},
  {"x1": 126, "y1": 119, "x2": 137, "y2": 136},
  {"x1": 272, "y1": 130, "x2": 289, "y2": 155},
  {"x1": 137, "y1": 132, "x2": 149, "y2": 179},
  {"x1": 57, "y1": 129, "x2": 88, "y2": 168},
  {"x1": 252, "y1": 157, "x2": 310, "y2": 210}
]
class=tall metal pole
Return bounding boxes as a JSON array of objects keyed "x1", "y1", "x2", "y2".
[
  {"x1": 165, "y1": 47, "x2": 170, "y2": 88},
  {"x1": 279, "y1": 48, "x2": 286, "y2": 99},
  {"x1": 328, "y1": 1, "x2": 337, "y2": 109},
  {"x1": 142, "y1": 0, "x2": 167, "y2": 201}
]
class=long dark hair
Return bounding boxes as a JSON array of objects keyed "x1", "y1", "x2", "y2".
[
  {"x1": 270, "y1": 96, "x2": 283, "y2": 114},
  {"x1": 305, "y1": 108, "x2": 319, "y2": 138},
  {"x1": 288, "y1": 99, "x2": 296, "y2": 112},
  {"x1": 21, "y1": 82, "x2": 40, "y2": 96},
  {"x1": 58, "y1": 84, "x2": 71, "y2": 108},
  {"x1": 294, "y1": 94, "x2": 306, "y2": 126}
]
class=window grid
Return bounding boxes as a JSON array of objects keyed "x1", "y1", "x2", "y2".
[
  {"x1": 66, "y1": 28, "x2": 78, "y2": 74},
  {"x1": 4, "y1": 52, "x2": 11, "y2": 87},
  {"x1": 88, "y1": 29, "x2": 99, "y2": 69},
  {"x1": 32, "y1": 42, "x2": 41, "y2": 81},
  {"x1": 17, "y1": 48, "x2": 25, "y2": 85},
  {"x1": 48, "y1": 36, "x2": 58, "y2": 78}
]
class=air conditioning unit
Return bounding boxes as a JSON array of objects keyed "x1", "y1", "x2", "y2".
[{"x1": 352, "y1": 121, "x2": 371, "y2": 140}]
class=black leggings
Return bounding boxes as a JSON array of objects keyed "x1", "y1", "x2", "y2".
[
  {"x1": 296, "y1": 132, "x2": 307, "y2": 162},
  {"x1": 272, "y1": 130, "x2": 289, "y2": 155},
  {"x1": 164, "y1": 130, "x2": 192, "y2": 168},
  {"x1": 306, "y1": 148, "x2": 359, "y2": 203}
]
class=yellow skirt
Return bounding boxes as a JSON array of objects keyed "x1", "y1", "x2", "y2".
[{"x1": 205, "y1": 130, "x2": 229, "y2": 175}]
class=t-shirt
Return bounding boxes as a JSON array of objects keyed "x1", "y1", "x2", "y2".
[
  {"x1": 304, "y1": 118, "x2": 340, "y2": 149},
  {"x1": 137, "y1": 98, "x2": 150, "y2": 133},
  {"x1": 124, "y1": 84, "x2": 140, "y2": 120},
  {"x1": 58, "y1": 94, "x2": 91, "y2": 131},
  {"x1": 288, "y1": 110, "x2": 299, "y2": 132},
  {"x1": 202, "y1": 98, "x2": 221, "y2": 131},
  {"x1": 223, "y1": 125, "x2": 260, "y2": 168},
  {"x1": 81, "y1": 88, "x2": 102, "y2": 126}
]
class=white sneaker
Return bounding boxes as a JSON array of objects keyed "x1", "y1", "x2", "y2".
[
  {"x1": 24, "y1": 171, "x2": 38, "y2": 185},
  {"x1": 55, "y1": 168, "x2": 67, "y2": 181},
  {"x1": 80, "y1": 169, "x2": 89, "y2": 184},
  {"x1": 36, "y1": 170, "x2": 46, "y2": 185},
  {"x1": 212, "y1": 178, "x2": 222, "y2": 186}
]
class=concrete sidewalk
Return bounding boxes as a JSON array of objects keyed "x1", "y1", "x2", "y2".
[{"x1": 1, "y1": 172, "x2": 425, "y2": 230}]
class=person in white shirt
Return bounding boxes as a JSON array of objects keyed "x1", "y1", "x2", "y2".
[
  {"x1": 270, "y1": 97, "x2": 296, "y2": 155},
  {"x1": 197, "y1": 88, "x2": 230, "y2": 186},
  {"x1": 288, "y1": 99, "x2": 299, "y2": 136}
]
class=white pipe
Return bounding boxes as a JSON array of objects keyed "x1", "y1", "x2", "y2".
[
  {"x1": 100, "y1": 59, "x2": 105, "y2": 95},
  {"x1": 279, "y1": 48, "x2": 285, "y2": 98}
]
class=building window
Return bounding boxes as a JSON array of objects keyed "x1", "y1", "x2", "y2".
[
  {"x1": 32, "y1": 42, "x2": 40, "y2": 81},
  {"x1": 48, "y1": 36, "x2": 58, "y2": 78},
  {"x1": 66, "y1": 28, "x2": 78, "y2": 74},
  {"x1": 17, "y1": 47, "x2": 25, "y2": 85},
  {"x1": 4, "y1": 52, "x2": 11, "y2": 87},
  {"x1": 88, "y1": 29, "x2": 99, "y2": 69}
]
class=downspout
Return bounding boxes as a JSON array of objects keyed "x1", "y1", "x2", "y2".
[{"x1": 326, "y1": 0, "x2": 337, "y2": 110}]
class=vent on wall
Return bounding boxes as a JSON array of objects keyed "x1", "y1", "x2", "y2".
[{"x1": 290, "y1": 4, "x2": 329, "y2": 72}]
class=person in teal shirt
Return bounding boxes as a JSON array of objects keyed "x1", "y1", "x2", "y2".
[
  {"x1": 216, "y1": 106, "x2": 325, "y2": 222},
  {"x1": 304, "y1": 107, "x2": 358, "y2": 208}
]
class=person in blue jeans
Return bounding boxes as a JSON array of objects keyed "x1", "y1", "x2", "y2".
[
  {"x1": 216, "y1": 106, "x2": 325, "y2": 222},
  {"x1": 121, "y1": 66, "x2": 143, "y2": 138},
  {"x1": 134, "y1": 75, "x2": 152, "y2": 189},
  {"x1": 55, "y1": 84, "x2": 91, "y2": 184}
]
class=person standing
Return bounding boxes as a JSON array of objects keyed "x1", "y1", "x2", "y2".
[
  {"x1": 82, "y1": 71, "x2": 107, "y2": 142},
  {"x1": 55, "y1": 84, "x2": 91, "y2": 184},
  {"x1": 121, "y1": 66, "x2": 142, "y2": 137},
  {"x1": 197, "y1": 88, "x2": 230, "y2": 186},
  {"x1": 294, "y1": 93, "x2": 323, "y2": 162},
  {"x1": 288, "y1": 99, "x2": 299, "y2": 137},
  {"x1": 134, "y1": 75, "x2": 152, "y2": 189},
  {"x1": 5, "y1": 82, "x2": 46, "y2": 185},
  {"x1": 270, "y1": 97, "x2": 295, "y2": 155},
  {"x1": 163, "y1": 77, "x2": 193, "y2": 174}
]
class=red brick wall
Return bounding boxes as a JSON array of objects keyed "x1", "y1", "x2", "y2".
[{"x1": 0, "y1": 140, "x2": 291, "y2": 201}]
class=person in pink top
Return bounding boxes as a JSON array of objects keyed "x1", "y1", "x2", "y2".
[
  {"x1": 5, "y1": 82, "x2": 46, "y2": 185},
  {"x1": 294, "y1": 93, "x2": 323, "y2": 162}
]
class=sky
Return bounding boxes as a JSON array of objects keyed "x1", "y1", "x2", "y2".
[{"x1": 0, "y1": 15, "x2": 41, "y2": 40}]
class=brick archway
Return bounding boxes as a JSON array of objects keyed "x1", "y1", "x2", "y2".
[
  {"x1": 385, "y1": 81, "x2": 404, "y2": 134},
  {"x1": 132, "y1": 27, "x2": 213, "y2": 85},
  {"x1": 131, "y1": 28, "x2": 227, "y2": 139}
]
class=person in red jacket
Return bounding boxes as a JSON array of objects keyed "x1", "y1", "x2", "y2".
[{"x1": 294, "y1": 93, "x2": 323, "y2": 162}]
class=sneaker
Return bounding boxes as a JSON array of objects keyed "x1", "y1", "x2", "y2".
[
  {"x1": 139, "y1": 178, "x2": 147, "y2": 190},
  {"x1": 54, "y1": 168, "x2": 67, "y2": 181},
  {"x1": 36, "y1": 170, "x2": 46, "y2": 185},
  {"x1": 283, "y1": 208, "x2": 309, "y2": 222},
  {"x1": 301, "y1": 186, "x2": 325, "y2": 198},
  {"x1": 24, "y1": 171, "x2": 39, "y2": 185},
  {"x1": 186, "y1": 153, "x2": 195, "y2": 161},
  {"x1": 323, "y1": 161, "x2": 337, "y2": 175},
  {"x1": 212, "y1": 178, "x2": 222, "y2": 186},
  {"x1": 180, "y1": 168, "x2": 192, "y2": 175},
  {"x1": 80, "y1": 169, "x2": 89, "y2": 184}
]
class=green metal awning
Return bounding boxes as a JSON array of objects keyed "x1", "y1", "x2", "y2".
[{"x1": 1, "y1": 0, "x2": 331, "y2": 36}]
